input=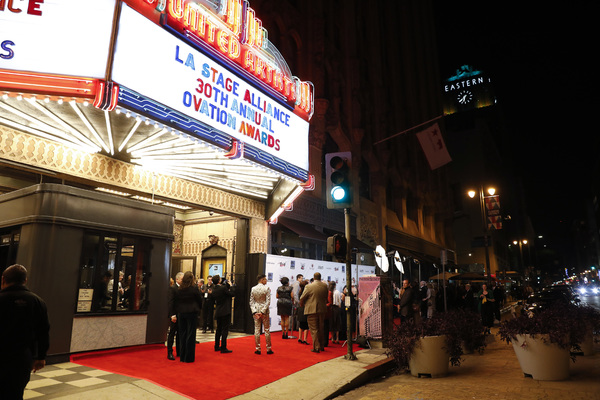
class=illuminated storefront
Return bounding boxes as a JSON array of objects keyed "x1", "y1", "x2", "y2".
[{"x1": 0, "y1": 0, "x2": 312, "y2": 358}]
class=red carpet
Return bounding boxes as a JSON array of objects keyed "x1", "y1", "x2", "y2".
[{"x1": 71, "y1": 332, "x2": 349, "y2": 399}]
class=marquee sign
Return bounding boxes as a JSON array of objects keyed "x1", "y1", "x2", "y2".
[
  {"x1": 113, "y1": 3, "x2": 309, "y2": 174},
  {"x1": 138, "y1": 0, "x2": 314, "y2": 121},
  {"x1": 1, "y1": 0, "x2": 312, "y2": 183},
  {"x1": 0, "y1": 0, "x2": 116, "y2": 79}
]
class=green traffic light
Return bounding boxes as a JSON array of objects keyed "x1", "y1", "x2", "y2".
[{"x1": 331, "y1": 185, "x2": 347, "y2": 201}]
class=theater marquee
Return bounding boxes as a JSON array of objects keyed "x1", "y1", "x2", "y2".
[{"x1": 0, "y1": 0, "x2": 313, "y2": 207}]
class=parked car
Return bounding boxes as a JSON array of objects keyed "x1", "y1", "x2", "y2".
[{"x1": 523, "y1": 285, "x2": 579, "y2": 315}]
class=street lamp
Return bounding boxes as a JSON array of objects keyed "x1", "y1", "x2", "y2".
[
  {"x1": 513, "y1": 239, "x2": 528, "y2": 275},
  {"x1": 467, "y1": 186, "x2": 496, "y2": 281}
]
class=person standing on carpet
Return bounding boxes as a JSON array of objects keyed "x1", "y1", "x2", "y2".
[
  {"x1": 174, "y1": 271, "x2": 203, "y2": 363},
  {"x1": 0, "y1": 264, "x2": 50, "y2": 399},
  {"x1": 296, "y1": 279, "x2": 310, "y2": 345},
  {"x1": 250, "y1": 274, "x2": 274, "y2": 355},
  {"x1": 291, "y1": 273, "x2": 304, "y2": 331},
  {"x1": 300, "y1": 272, "x2": 328, "y2": 353},
  {"x1": 276, "y1": 276, "x2": 293, "y2": 339},
  {"x1": 167, "y1": 272, "x2": 183, "y2": 360},
  {"x1": 211, "y1": 274, "x2": 236, "y2": 353},
  {"x1": 329, "y1": 281, "x2": 342, "y2": 344},
  {"x1": 200, "y1": 276, "x2": 215, "y2": 333}
]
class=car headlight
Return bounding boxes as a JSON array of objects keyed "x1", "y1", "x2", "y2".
[
  {"x1": 578, "y1": 288, "x2": 587, "y2": 295},
  {"x1": 592, "y1": 287, "x2": 599, "y2": 295}
]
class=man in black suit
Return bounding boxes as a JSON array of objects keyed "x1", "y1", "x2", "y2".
[
  {"x1": 0, "y1": 264, "x2": 50, "y2": 399},
  {"x1": 211, "y1": 274, "x2": 236, "y2": 353},
  {"x1": 167, "y1": 272, "x2": 183, "y2": 360}
]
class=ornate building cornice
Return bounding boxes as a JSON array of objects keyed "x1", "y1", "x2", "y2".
[{"x1": 0, "y1": 127, "x2": 265, "y2": 219}]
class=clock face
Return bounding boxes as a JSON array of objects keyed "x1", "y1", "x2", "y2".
[{"x1": 457, "y1": 90, "x2": 473, "y2": 104}]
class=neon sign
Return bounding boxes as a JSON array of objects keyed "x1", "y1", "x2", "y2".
[
  {"x1": 111, "y1": 4, "x2": 309, "y2": 175},
  {"x1": 140, "y1": 0, "x2": 313, "y2": 119}
]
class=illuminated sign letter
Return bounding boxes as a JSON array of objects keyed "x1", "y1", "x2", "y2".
[
  {"x1": 224, "y1": 0, "x2": 242, "y2": 36},
  {"x1": 184, "y1": 3, "x2": 202, "y2": 31},
  {"x1": 167, "y1": 0, "x2": 184, "y2": 19}
]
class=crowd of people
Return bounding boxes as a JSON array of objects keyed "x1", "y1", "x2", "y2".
[
  {"x1": 166, "y1": 271, "x2": 359, "y2": 363},
  {"x1": 393, "y1": 278, "x2": 507, "y2": 332}
]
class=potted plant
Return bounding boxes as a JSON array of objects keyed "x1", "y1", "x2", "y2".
[
  {"x1": 570, "y1": 304, "x2": 600, "y2": 355},
  {"x1": 385, "y1": 309, "x2": 486, "y2": 378},
  {"x1": 498, "y1": 302, "x2": 586, "y2": 380},
  {"x1": 454, "y1": 308, "x2": 488, "y2": 354}
]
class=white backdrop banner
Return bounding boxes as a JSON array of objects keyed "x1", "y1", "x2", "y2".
[{"x1": 263, "y1": 254, "x2": 375, "y2": 332}]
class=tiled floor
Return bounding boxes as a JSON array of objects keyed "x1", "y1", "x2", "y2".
[
  {"x1": 24, "y1": 330, "x2": 248, "y2": 399},
  {"x1": 24, "y1": 363, "x2": 136, "y2": 399}
]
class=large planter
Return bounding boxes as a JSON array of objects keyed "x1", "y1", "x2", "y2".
[
  {"x1": 578, "y1": 330, "x2": 594, "y2": 356},
  {"x1": 511, "y1": 334, "x2": 570, "y2": 380},
  {"x1": 408, "y1": 335, "x2": 449, "y2": 378}
]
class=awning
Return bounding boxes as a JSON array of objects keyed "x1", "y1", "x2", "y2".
[
  {"x1": 429, "y1": 272, "x2": 459, "y2": 280},
  {"x1": 277, "y1": 218, "x2": 328, "y2": 241},
  {"x1": 386, "y1": 226, "x2": 456, "y2": 265},
  {"x1": 453, "y1": 272, "x2": 496, "y2": 281}
]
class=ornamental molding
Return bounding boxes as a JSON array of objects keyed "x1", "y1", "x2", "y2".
[{"x1": 0, "y1": 126, "x2": 265, "y2": 219}]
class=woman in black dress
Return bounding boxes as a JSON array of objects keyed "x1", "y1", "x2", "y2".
[
  {"x1": 276, "y1": 276, "x2": 293, "y2": 339},
  {"x1": 174, "y1": 271, "x2": 203, "y2": 362},
  {"x1": 296, "y1": 280, "x2": 309, "y2": 344}
]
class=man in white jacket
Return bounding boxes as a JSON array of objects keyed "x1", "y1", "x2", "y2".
[{"x1": 249, "y1": 274, "x2": 274, "y2": 354}]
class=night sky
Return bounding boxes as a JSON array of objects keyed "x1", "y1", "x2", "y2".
[{"x1": 434, "y1": 2, "x2": 600, "y2": 239}]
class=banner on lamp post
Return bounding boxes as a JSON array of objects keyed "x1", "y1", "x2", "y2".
[{"x1": 485, "y1": 195, "x2": 502, "y2": 230}]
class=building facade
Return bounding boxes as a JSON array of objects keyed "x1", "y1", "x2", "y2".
[
  {"x1": 256, "y1": 0, "x2": 456, "y2": 279},
  {"x1": 1, "y1": 0, "x2": 461, "y2": 359},
  {"x1": 0, "y1": 0, "x2": 313, "y2": 359}
]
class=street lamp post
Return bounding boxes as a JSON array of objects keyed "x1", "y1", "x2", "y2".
[
  {"x1": 468, "y1": 186, "x2": 496, "y2": 282},
  {"x1": 513, "y1": 239, "x2": 528, "y2": 275}
]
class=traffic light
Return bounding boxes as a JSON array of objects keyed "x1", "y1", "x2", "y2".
[
  {"x1": 325, "y1": 151, "x2": 353, "y2": 209},
  {"x1": 327, "y1": 234, "x2": 347, "y2": 259}
]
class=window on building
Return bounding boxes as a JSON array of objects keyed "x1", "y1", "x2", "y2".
[
  {"x1": 77, "y1": 232, "x2": 150, "y2": 314},
  {"x1": 359, "y1": 157, "x2": 371, "y2": 200},
  {"x1": 0, "y1": 228, "x2": 20, "y2": 273}
]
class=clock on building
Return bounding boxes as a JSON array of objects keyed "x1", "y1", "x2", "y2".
[{"x1": 457, "y1": 90, "x2": 473, "y2": 104}]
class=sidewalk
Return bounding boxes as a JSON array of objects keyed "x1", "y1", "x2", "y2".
[
  {"x1": 334, "y1": 329, "x2": 600, "y2": 400},
  {"x1": 231, "y1": 346, "x2": 393, "y2": 400}
]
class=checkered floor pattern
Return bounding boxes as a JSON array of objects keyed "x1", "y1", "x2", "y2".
[{"x1": 24, "y1": 362, "x2": 138, "y2": 399}]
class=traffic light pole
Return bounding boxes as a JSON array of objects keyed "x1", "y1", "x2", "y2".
[{"x1": 344, "y1": 207, "x2": 357, "y2": 360}]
